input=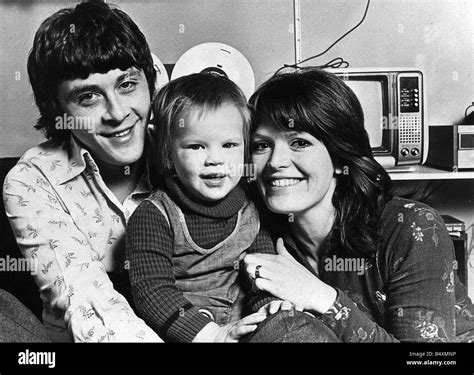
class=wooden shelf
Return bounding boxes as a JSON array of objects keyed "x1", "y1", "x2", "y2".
[{"x1": 387, "y1": 164, "x2": 474, "y2": 180}]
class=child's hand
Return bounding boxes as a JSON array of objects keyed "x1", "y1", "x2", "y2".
[
  {"x1": 258, "y1": 300, "x2": 294, "y2": 316},
  {"x1": 213, "y1": 312, "x2": 267, "y2": 342}
]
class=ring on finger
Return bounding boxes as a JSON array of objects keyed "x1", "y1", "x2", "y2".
[{"x1": 255, "y1": 264, "x2": 262, "y2": 279}]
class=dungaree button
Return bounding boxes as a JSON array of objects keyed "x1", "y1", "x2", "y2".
[{"x1": 198, "y1": 308, "x2": 215, "y2": 321}]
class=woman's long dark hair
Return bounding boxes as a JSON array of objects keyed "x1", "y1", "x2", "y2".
[{"x1": 249, "y1": 67, "x2": 392, "y2": 258}]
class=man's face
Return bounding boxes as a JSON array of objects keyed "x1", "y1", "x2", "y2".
[{"x1": 57, "y1": 67, "x2": 151, "y2": 166}]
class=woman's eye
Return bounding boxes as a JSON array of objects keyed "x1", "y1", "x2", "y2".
[
  {"x1": 291, "y1": 139, "x2": 311, "y2": 148},
  {"x1": 251, "y1": 142, "x2": 270, "y2": 152}
]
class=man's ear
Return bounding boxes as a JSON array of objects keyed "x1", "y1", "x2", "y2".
[{"x1": 145, "y1": 124, "x2": 157, "y2": 164}]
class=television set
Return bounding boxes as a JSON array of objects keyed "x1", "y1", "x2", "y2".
[{"x1": 328, "y1": 68, "x2": 427, "y2": 169}]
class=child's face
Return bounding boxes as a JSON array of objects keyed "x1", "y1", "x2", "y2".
[{"x1": 171, "y1": 104, "x2": 245, "y2": 202}]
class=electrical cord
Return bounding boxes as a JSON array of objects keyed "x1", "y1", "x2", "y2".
[
  {"x1": 273, "y1": 0, "x2": 370, "y2": 75},
  {"x1": 317, "y1": 57, "x2": 349, "y2": 69}
]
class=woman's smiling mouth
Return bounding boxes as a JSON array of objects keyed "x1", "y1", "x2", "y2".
[{"x1": 268, "y1": 178, "x2": 303, "y2": 187}]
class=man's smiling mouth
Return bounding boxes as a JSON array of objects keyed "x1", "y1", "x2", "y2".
[{"x1": 101, "y1": 125, "x2": 134, "y2": 138}]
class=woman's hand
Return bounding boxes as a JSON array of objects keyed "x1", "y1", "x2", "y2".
[
  {"x1": 257, "y1": 300, "x2": 294, "y2": 315},
  {"x1": 244, "y1": 238, "x2": 337, "y2": 314}
]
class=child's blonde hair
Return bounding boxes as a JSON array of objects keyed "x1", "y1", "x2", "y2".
[{"x1": 152, "y1": 73, "x2": 251, "y2": 176}]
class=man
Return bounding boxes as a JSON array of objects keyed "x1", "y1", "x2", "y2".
[{"x1": 3, "y1": 2, "x2": 162, "y2": 342}]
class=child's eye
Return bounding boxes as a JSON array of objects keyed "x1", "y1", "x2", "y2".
[
  {"x1": 290, "y1": 139, "x2": 312, "y2": 149},
  {"x1": 251, "y1": 141, "x2": 271, "y2": 153},
  {"x1": 223, "y1": 143, "x2": 240, "y2": 149},
  {"x1": 187, "y1": 144, "x2": 204, "y2": 150}
]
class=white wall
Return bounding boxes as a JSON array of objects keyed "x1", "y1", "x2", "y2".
[{"x1": 1, "y1": 0, "x2": 472, "y2": 155}]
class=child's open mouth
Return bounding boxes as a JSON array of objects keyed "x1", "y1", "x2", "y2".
[{"x1": 201, "y1": 173, "x2": 227, "y2": 186}]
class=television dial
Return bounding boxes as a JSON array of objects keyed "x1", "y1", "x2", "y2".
[
  {"x1": 401, "y1": 148, "x2": 409, "y2": 157},
  {"x1": 411, "y1": 148, "x2": 420, "y2": 156}
]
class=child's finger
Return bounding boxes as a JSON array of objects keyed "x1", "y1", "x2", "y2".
[
  {"x1": 238, "y1": 312, "x2": 267, "y2": 326},
  {"x1": 269, "y1": 301, "x2": 281, "y2": 314},
  {"x1": 257, "y1": 303, "x2": 269, "y2": 315},
  {"x1": 294, "y1": 305, "x2": 304, "y2": 312},
  {"x1": 280, "y1": 300, "x2": 293, "y2": 311},
  {"x1": 232, "y1": 324, "x2": 257, "y2": 339}
]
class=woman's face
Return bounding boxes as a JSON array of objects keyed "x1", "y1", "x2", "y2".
[{"x1": 251, "y1": 120, "x2": 338, "y2": 216}]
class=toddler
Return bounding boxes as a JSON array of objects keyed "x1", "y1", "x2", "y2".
[{"x1": 126, "y1": 73, "x2": 289, "y2": 342}]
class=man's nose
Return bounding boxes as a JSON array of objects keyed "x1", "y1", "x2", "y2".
[{"x1": 102, "y1": 94, "x2": 128, "y2": 124}]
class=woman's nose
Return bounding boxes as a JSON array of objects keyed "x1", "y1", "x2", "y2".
[{"x1": 267, "y1": 143, "x2": 291, "y2": 169}]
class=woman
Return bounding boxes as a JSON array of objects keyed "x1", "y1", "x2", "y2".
[{"x1": 243, "y1": 67, "x2": 473, "y2": 342}]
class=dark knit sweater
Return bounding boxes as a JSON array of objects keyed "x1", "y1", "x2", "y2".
[{"x1": 126, "y1": 177, "x2": 276, "y2": 342}]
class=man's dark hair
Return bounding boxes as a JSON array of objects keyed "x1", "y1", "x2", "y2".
[{"x1": 27, "y1": 2, "x2": 156, "y2": 144}]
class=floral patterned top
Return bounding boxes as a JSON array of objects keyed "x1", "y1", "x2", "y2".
[
  {"x1": 2, "y1": 137, "x2": 162, "y2": 342},
  {"x1": 283, "y1": 197, "x2": 472, "y2": 342}
]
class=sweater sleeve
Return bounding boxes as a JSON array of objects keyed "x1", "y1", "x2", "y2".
[
  {"x1": 126, "y1": 200, "x2": 212, "y2": 343},
  {"x1": 318, "y1": 203, "x2": 456, "y2": 342}
]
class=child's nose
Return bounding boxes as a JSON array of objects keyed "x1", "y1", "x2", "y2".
[{"x1": 204, "y1": 148, "x2": 225, "y2": 166}]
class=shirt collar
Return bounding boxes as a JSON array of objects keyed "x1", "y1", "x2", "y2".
[
  {"x1": 55, "y1": 136, "x2": 92, "y2": 185},
  {"x1": 26, "y1": 137, "x2": 89, "y2": 186},
  {"x1": 54, "y1": 136, "x2": 154, "y2": 195}
]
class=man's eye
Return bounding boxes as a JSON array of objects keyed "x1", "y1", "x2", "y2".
[
  {"x1": 252, "y1": 142, "x2": 270, "y2": 152},
  {"x1": 120, "y1": 81, "x2": 137, "y2": 92},
  {"x1": 79, "y1": 93, "x2": 99, "y2": 105}
]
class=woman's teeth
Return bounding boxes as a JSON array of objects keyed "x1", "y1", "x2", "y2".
[
  {"x1": 270, "y1": 179, "x2": 301, "y2": 187},
  {"x1": 112, "y1": 128, "x2": 131, "y2": 137}
]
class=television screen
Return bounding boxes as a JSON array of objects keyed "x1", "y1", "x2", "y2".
[{"x1": 344, "y1": 80, "x2": 384, "y2": 148}]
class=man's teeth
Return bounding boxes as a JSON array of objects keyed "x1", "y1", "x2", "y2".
[
  {"x1": 112, "y1": 128, "x2": 131, "y2": 137},
  {"x1": 270, "y1": 179, "x2": 301, "y2": 187}
]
